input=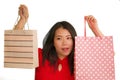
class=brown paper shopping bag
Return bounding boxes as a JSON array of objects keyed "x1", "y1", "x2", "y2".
[
  {"x1": 4, "y1": 30, "x2": 38, "y2": 68},
  {"x1": 74, "y1": 18, "x2": 115, "y2": 80}
]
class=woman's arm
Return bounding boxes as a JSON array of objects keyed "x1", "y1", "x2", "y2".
[
  {"x1": 85, "y1": 15, "x2": 104, "y2": 37},
  {"x1": 13, "y1": 4, "x2": 29, "y2": 30}
]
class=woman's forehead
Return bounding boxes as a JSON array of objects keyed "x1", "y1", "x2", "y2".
[{"x1": 55, "y1": 27, "x2": 71, "y2": 35}]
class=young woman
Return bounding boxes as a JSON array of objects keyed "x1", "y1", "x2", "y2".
[{"x1": 14, "y1": 5, "x2": 103, "y2": 80}]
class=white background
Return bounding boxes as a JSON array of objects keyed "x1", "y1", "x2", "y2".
[{"x1": 0, "y1": 0, "x2": 120, "y2": 80}]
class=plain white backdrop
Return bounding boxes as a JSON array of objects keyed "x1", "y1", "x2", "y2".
[{"x1": 0, "y1": 0, "x2": 120, "y2": 80}]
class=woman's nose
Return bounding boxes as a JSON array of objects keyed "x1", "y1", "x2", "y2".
[{"x1": 62, "y1": 38, "x2": 67, "y2": 45}]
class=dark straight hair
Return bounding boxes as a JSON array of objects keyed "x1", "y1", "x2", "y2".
[{"x1": 42, "y1": 21, "x2": 77, "y2": 74}]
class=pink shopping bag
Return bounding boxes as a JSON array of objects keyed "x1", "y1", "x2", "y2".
[{"x1": 74, "y1": 18, "x2": 115, "y2": 80}]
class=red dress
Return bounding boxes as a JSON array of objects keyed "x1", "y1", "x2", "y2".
[{"x1": 35, "y1": 48, "x2": 74, "y2": 80}]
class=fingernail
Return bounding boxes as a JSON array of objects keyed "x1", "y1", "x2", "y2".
[{"x1": 84, "y1": 16, "x2": 87, "y2": 19}]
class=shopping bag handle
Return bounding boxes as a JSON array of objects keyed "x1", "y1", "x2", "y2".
[
  {"x1": 84, "y1": 17, "x2": 86, "y2": 37},
  {"x1": 84, "y1": 16, "x2": 103, "y2": 38},
  {"x1": 13, "y1": 15, "x2": 29, "y2": 30}
]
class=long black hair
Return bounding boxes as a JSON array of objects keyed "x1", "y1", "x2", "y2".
[{"x1": 42, "y1": 21, "x2": 77, "y2": 74}]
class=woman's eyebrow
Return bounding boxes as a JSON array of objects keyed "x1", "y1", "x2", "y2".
[
  {"x1": 55, "y1": 35, "x2": 62, "y2": 37},
  {"x1": 67, "y1": 34, "x2": 71, "y2": 36}
]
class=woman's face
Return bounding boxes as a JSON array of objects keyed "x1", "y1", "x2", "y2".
[{"x1": 54, "y1": 27, "x2": 73, "y2": 60}]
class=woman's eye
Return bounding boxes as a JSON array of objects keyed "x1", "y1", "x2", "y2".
[
  {"x1": 57, "y1": 37, "x2": 61, "y2": 40},
  {"x1": 67, "y1": 37, "x2": 72, "y2": 40}
]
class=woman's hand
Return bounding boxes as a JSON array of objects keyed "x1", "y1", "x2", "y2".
[
  {"x1": 85, "y1": 15, "x2": 103, "y2": 37},
  {"x1": 13, "y1": 4, "x2": 29, "y2": 30},
  {"x1": 19, "y1": 4, "x2": 29, "y2": 23}
]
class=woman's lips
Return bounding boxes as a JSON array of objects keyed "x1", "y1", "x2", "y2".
[{"x1": 62, "y1": 48, "x2": 69, "y2": 52}]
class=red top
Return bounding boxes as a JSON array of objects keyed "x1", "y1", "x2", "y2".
[{"x1": 35, "y1": 48, "x2": 74, "y2": 80}]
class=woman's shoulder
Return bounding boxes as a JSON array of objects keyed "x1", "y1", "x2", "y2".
[
  {"x1": 38, "y1": 48, "x2": 42, "y2": 53},
  {"x1": 38, "y1": 48, "x2": 43, "y2": 62}
]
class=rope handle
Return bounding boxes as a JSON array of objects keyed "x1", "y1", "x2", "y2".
[
  {"x1": 84, "y1": 16, "x2": 103, "y2": 39},
  {"x1": 84, "y1": 17, "x2": 86, "y2": 37},
  {"x1": 13, "y1": 15, "x2": 29, "y2": 30}
]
